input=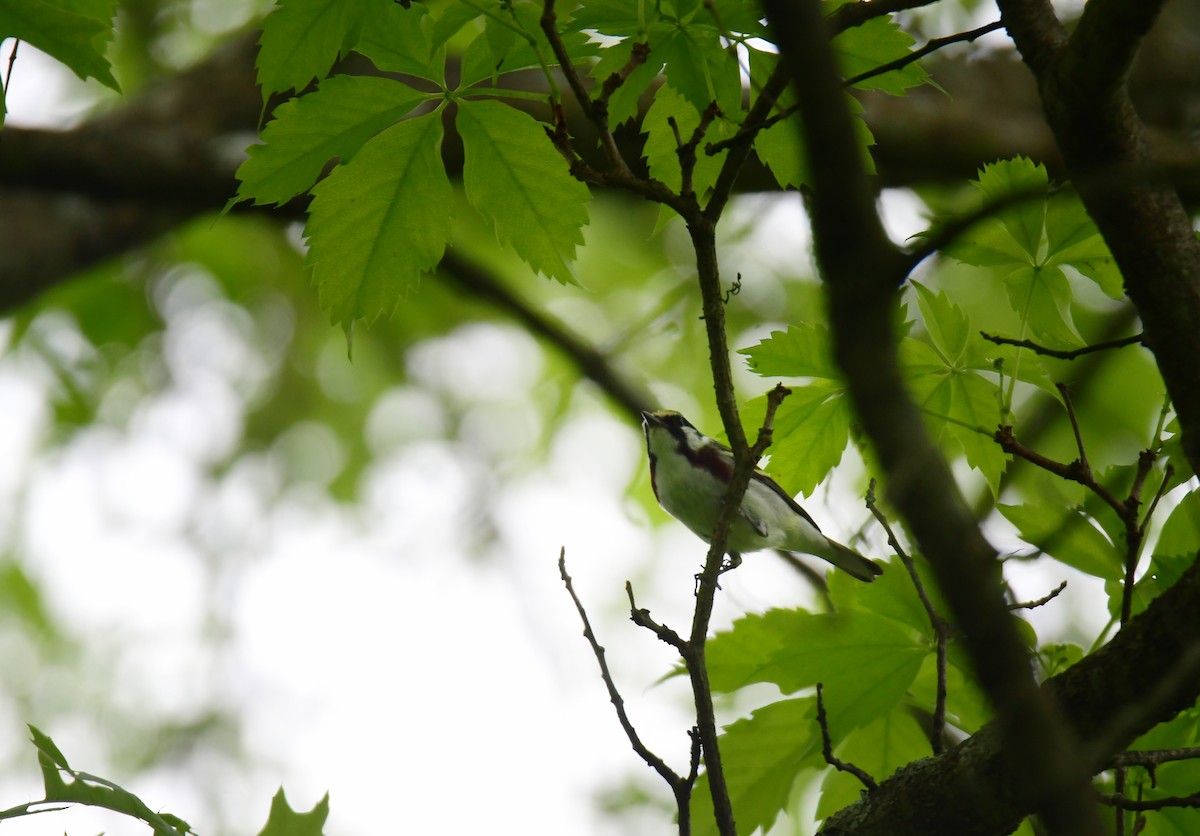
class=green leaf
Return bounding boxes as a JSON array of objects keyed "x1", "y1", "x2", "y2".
[
  {"x1": 28, "y1": 724, "x2": 70, "y2": 770},
  {"x1": 304, "y1": 112, "x2": 453, "y2": 326},
  {"x1": 256, "y1": 0, "x2": 392, "y2": 100},
  {"x1": 690, "y1": 698, "x2": 823, "y2": 836},
  {"x1": 22, "y1": 728, "x2": 193, "y2": 834},
  {"x1": 905, "y1": 343, "x2": 1007, "y2": 490},
  {"x1": 356, "y1": 2, "x2": 442, "y2": 83},
  {"x1": 589, "y1": 40, "x2": 664, "y2": 126},
  {"x1": 816, "y1": 708, "x2": 929, "y2": 818},
  {"x1": 753, "y1": 385, "x2": 851, "y2": 496},
  {"x1": 642, "y1": 85, "x2": 722, "y2": 196},
  {"x1": 457, "y1": 99, "x2": 590, "y2": 283},
  {"x1": 236, "y1": 76, "x2": 428, "y2": 206},
  {"x1": 827, "y1": 553, "x2": 946, "y2": 637},
  {"x1": 749, "y1": 50, "x2": 875, "y2": 188},
  {"x1": 256, "y1": 788, "x2": 330, "y2": 836},
  {"x1": 998, "y1": 502, "x2": 1122, "y2": 579},
  {"x1": 461, "y1": 5, "x2": 598, "y2": 88},
  {"x1": 566, "y1": 0, "x2": 649, "y2": 36},
  {"x1": 833, "y1": 14, "x2": 929, "y2": 95},
  {"x1": 740, "y1": 323, "x2": 841, "y2": 379},
  {"x1": 429, "y1": 0, "x2": 486, "y2": 51},
  {"x1": 976, "y1": 157, "x2": 1048, "y2": 259},
  {"x1": 1002, "y1": 265, "x2": 1084, "y2": 348},
  {"x1": 653, "y1": 22, "x2": 740, "y2": 115},
  {"x1": 708, "y1": 609, "x2": 928, "y2": 738},
  {"x1": 1043, "y1": 190, "x2": 1123, "y2": 299},
  {"x1": 1155, "y1": 490, "x2": 1200, "y2": 559},
  {"x1": 912, "y1": 280, "x2": 969, "y2": 365},
  {"x1": 1038, "y1": 642, "x2": 1083, "y2": 678},
  {"x1": 706, "y1": 608, "x2": 796, "y2": 686},
  {"x1": 0, "y1": 0, "x2": 118, "y2": 95}
]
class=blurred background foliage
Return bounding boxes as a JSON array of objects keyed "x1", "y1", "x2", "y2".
[{"x1": 0, "y1": 0, "x2": 1195, "y2": 833}]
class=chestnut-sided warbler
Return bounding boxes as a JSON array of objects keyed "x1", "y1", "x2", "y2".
[{"x1": 642, "y1": 410, "x2": 881, "y2": 582}]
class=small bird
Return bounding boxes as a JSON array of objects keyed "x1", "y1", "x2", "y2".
[{"x1": 642, "y1": 410, "x2": 881, "y2": 582}]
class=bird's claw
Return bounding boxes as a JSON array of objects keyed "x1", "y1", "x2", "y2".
[{"x1": 693, "y1": 553, "x2": 742, "y2": 595}]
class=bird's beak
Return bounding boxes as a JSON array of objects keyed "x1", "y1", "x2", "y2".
[{"x1": 641, "y1": 411, "x2": 660, "y2": 426}]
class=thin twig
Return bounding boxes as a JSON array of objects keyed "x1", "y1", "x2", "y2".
[
  {"x1": 1110, "y1": 747, "x2": 1200, "y2": 770},
  {"x1": 843, "y1": 20, "x2": 1004, "y2": 88},
  {"x1": 1097, "y1": 792, "x2": 1200, "y2": 811},
  {"x1": 710, "y1": 21, "x2": 1002, "y2": 157},
  {"x1": 559, "y1": 550, "x2": 685, "y2": 789},
  {"x1": 1010, "y1": 580, "x2": 1068, "y2": 611},
  {"x1": 1057, "y1": 382, "x2": 1091, "y2": 473},
  {"x1": 596, "y1": 41, "x2": 650, "y2": 107},
  {"x1": 903, "y1": 185, "x2": 1056, "y2": 272},
  {"x1": 994, "y1": 425, "x2": 1125, "y2": 516},
  {"x1": 679, "y1": 102, "x2": 721, "y2": 198},
  {"x1": 3, "y1": 38, "x2": 18, "y2": 92},
  {"x1": 1138, "y1": 464, "x2": 1174, "y2": 536},
  {"x1": 816, "y1": 683, "x2": 879, "y2": 790},
  {"x1": 981, "y1": 331, "x2": 1145, "y2": 359},
  {"x1": 703, "y1": 65, "x2": 790, "y2": 221},
  {"x1": 626, "y1": 582, "x2": 687, "y2": 651},
  {"x1": 539, "y1": 0, "x2": 635, "y2": 180},
  {"x1": 866, "y1": 479, "x2": 949, "y2": 753}
]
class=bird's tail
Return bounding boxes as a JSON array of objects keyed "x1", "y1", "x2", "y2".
[{"x1": 822, "y1": 539, "x2": 882, "y2": 582}]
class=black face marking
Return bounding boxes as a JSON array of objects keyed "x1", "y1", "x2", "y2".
[{"x1": 646, "y1": 450, "x2": 661, "y2": 501}]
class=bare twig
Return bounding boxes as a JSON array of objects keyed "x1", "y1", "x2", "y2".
[
  {"x1": 1098, "y1": 792, "x2": 1200, "y2": 812},
  {"x1": 981, "y1": 331, "x2": 1145, "y2": 359},
  {"x1": 3, "y1": 38, "x2": 18, "y2": 93},
  {"x1": 902, "y1": 184, "x2": 1055, "y2": 273},
  {"x1": 1138, "y1": 464, "x2": 1174, "y2": 536},
  {"x1": 710, "y1": 21, "x2": 1003, "y2": 157},
  {"x1": 866, "y1": 479, "x2": 950, "y2": 753},
  {"x1": 679, "y1": 102, "x2": 721, "y2": 198},
  {"x1": 843, "y1": 20, "x2": 1004, "y2": 89},
  {"x1": 560, "y1": 550, "x2": 686, "y2": 786},
  {"x1": 626, "y1": 582, "x2": 687, "y2": 652},
  {"x1": 596, "y1": 41, "x2": 650, "y2": 107},
  {"x1": 539, "y1": 0, "x2": 634, "y2": 181},
  {"x1": 1057, "y1": 382, "x2": 1090, "y2": 473},
  {"x1": 1010, "y1": 580, "x2": 1068, "y2": 611},
  {"x1": 1110, "y1": 747, "x2": 1200, "y2": 770},
  {"x1": 994, "y1": 425, "x2": 1125, "y2": 516},
  {"x1": 816, "y1": 683, "x2": 878, "y2": 791}
]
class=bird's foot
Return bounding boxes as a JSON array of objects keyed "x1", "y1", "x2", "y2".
[{"x1": 693, "y1": 553, "x2": 742, "y2": 595}]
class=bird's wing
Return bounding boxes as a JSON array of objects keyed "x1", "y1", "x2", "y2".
[
  {"x1": 753, "y1": 469, "x2": 821, "y2": 531},
  {"x1": 713, "y1": 439, "x2": 822, "y2": 533},
  {"x1": 740, "y1": 507, "x2": 769, "y2": 537}
]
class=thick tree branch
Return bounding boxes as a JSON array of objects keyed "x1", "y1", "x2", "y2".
[
  {"x1": 821, "y1": 560, "x2": 1200, "y2": 835},
  {"x1": 4, "y1": 18, "x2": 1200, "y2": 313},
  {"x1": 762, "y1": 0, "x2": 1105, "y2": 833},
  {"x1": 998, "y1": 0, "x2": 1200, "y2": 475}
]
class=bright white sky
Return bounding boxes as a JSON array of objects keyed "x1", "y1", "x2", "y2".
[{"x1": 0, "y1": 16, "x2": 1132, "y2": 836}]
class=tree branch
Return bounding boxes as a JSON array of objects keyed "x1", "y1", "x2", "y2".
[
  {"x1": 559, "y1": 550, "x2": 687, "y2": 794},
  {"x1": 997, "y1": 0, "x2": 1200, "y2": 476},
  {"x1": 762, "y1": 0, "x2": 1105, "y2": 832},
  {"x1": 980, "y1": 330, "x2": 1144, "y2": 359},
  {"x1": 821, "y1": 560, "x2": 1200, "y2": 835}
]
